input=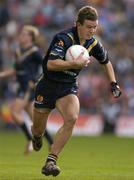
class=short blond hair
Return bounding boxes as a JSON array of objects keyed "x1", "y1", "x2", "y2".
[
  {"x1": 22, "y1": 25, "x2": 39, "y2": 42},
  {"x1": 77, "y1": 6, "x2": 98, "y2": 24}
]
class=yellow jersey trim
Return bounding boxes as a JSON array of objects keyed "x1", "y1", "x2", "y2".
[
  {"x1": 67, "y1": 33, "x2": 74, "y2": 44},
  {"x1": 87, "y1": 39, "x2": 97, "y2": 52}
]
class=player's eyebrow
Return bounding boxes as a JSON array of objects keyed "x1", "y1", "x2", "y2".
[{"x1": 87, "y1": 25, "x2": 97, "y2": 28}]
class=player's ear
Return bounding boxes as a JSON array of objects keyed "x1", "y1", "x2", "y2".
[
  {"x1": 77, "y1": 22, "x2": 83, "y2": 29},
  {"x1": 76, "y1": 22, "x2": 80, "y2": 27}
]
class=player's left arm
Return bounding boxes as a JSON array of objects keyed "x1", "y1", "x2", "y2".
[
  {"x1": 91, "y1": 40, "x2": 121, "y2": 98},
  {"x1": 102, "y1": 61, "x2": 121, "y2": 98}
]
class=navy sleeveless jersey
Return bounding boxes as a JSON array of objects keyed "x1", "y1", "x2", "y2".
[
  {"x1": 43, "y1": 26, "x2": 108, "y2": 83},
  {"x1": 14, "y1": 45, "x2": 42, "y2": 91}
]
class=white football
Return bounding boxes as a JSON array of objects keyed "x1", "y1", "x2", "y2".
[{"x1": 65, "y1": 45, "x2": 89, "y2": 61}]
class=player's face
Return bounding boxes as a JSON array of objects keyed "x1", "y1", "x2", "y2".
[
  {"x1": 77, "y1": 19, "x2": 98, "y2": 40},
  {"x1": 19, "y1": 30, "x2": 32, "y2": 46}
]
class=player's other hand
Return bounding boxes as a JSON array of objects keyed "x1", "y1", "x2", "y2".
[{"x1": 110, "y1": 82, "x2": 121, "y2": 98}]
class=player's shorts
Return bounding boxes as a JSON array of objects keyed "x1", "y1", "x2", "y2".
[
  {"x1": 34, "y1": 77, "x2": 78, "y2": 109},
  {"x1": 17, "y1": 88, "x2": 34, "y2": 102}
]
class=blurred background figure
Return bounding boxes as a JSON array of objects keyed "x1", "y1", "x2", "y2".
[
  {"x1": 0, "y1": 0, "x2": 134, "y2": 138},
  {"x1": 0, "y1": 24, "x2": 53, "y2": 154}
]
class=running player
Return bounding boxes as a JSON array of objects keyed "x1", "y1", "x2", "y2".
[{"x1": 31, "y1": 6, "x2": 121, "y2": 176}]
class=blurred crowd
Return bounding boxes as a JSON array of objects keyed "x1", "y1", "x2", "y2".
[{"x1": 0, "y1": 0, "x2": 134, "y2": 127}]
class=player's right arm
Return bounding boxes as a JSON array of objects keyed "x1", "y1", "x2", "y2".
[
  {"x1": 46, "y1": 35, "x2": 90, "y2": 71},
  {"x1": 0, "y1": 68, "x2": 16, "y2": 79},
  {"x1": 47, "y1": 52, "x2": 90, "y2": 71}
]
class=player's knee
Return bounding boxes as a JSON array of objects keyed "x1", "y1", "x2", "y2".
[
  {"x1": 64, "y1": 114, "x2": 78, "y2": 129},
  {"x1": 31, "y1": 125, "x2": 44, "y2": 136}
]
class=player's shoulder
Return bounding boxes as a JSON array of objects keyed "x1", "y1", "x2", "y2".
[
  {"x1": 29, "y1": 46, "x2": 42, "y2": 60},
  {"x1": 54, "y1": 27, "x2": 75, "y2": 43},
  {"x1": 30, "y1": 45, "x2": 39, "y2": 52},
  {"x1": 29, "y1": 45, "x2": 41, "y2": 55},
  {"x1": 89, "y1": 36, "x2": 104, "y2": 49}
]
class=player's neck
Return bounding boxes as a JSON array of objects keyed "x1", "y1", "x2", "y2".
[{"x1": 79, "y1": 38, "x2": 85, "y2": 46}]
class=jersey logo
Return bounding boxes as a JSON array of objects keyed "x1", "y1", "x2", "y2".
[
  {"x1": 36, "y1": 95, "x2": 44, "y2": 102},
  {"x1": 55, "y1": 48, "x2": 63, "y2": 52},
  {"x1": 57, "y1": 40, "x2": 64, "y2": 47}
]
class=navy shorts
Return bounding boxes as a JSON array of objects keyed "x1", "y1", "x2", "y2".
[{"x1": 34, "y1": 77, "x2": 78, "y2": 109}]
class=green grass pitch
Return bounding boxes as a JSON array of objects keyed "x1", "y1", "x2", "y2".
[{"x1": 0, "y1": 131, "x2": 134, "y2": 180}]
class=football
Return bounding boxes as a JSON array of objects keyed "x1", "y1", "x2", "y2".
[{"x1": 65, "y1": 45, "x2": 89, "y2": 61}]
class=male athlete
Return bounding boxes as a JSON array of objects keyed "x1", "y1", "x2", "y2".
[
  {"x1": 0, "y1": 25, "x2": 53, "y2": 154},
  {"x1": 31, "y1": 6, "x2": 121, "y2": 176}
]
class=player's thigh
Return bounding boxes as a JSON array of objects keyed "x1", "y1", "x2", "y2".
[
  {"x1": 55, "y1": 94, "x2": 80, "y2": 121},
  {"x1": 32, "y1": 107, "x2": 52, "y2": 128},
  {"x1": 25, "y1": 101, "x2": 33, "y2": 119}
]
